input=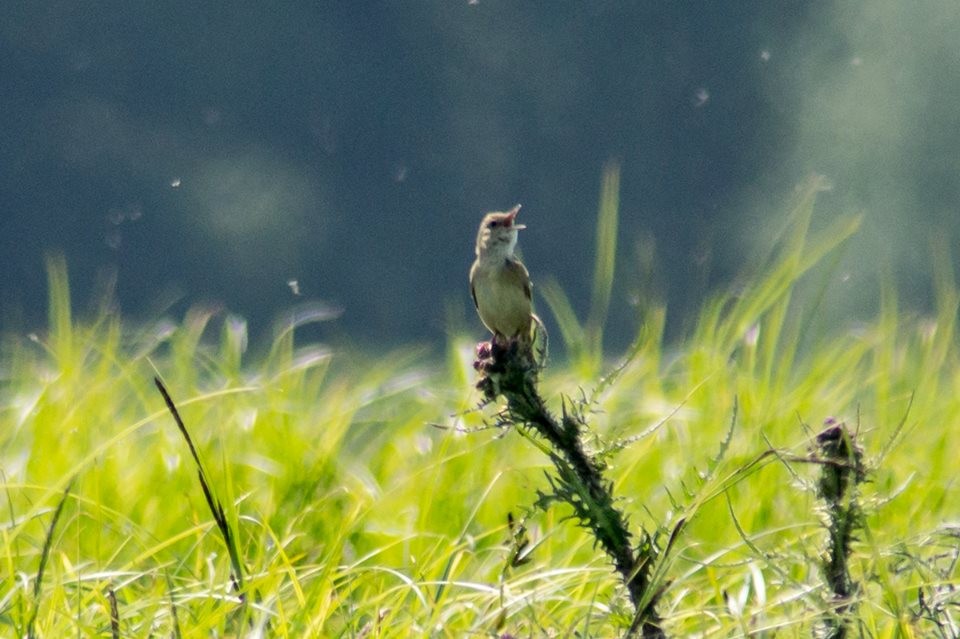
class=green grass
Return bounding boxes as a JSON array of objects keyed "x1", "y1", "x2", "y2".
[{"x1": 2, "y1": 177, "x2": 959, "y2": 637}]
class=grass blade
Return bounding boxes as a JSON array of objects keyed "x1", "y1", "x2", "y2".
[
  {"x1": 587, "y1": 160, "x2": 621, "y2": 347},
  {"x1": 108, "y1": 588, "x2": 120, "y2": 639},
  {"x1": 27, "y1": 479, "x2": 74, "y2": 639},
  {"x1": 153, "y1": 376, "x2": 245, "y2": 598}
]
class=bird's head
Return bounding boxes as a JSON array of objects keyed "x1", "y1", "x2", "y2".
[{"x1": 475, "y1": 204, "x2": 524, "y2": 258}]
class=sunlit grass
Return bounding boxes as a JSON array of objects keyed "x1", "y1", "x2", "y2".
[{"x1": 2, "y1": 177, "x2": 959, "y2": 636}]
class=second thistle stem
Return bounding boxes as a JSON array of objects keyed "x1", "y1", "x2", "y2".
[{"x1": 814, "y1": 420, "x2": 865, "y2": 639}]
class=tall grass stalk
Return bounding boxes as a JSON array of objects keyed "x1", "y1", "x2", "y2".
[{"x1": 541, "y1": 160, "x2": 621, "y2": 376}]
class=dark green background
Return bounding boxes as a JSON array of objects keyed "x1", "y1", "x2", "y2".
[{"x1": 3, "y1": 2, "x2": 958, "y2": 348}]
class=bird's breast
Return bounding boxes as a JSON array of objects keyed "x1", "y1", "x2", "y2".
[{"x1": 471, "y1": 260, "x2": 532, "y2": 337}]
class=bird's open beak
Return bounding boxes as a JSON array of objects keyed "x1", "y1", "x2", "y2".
[{"x1": 505, "y1": 204, "x2": 525, "y2": 230}]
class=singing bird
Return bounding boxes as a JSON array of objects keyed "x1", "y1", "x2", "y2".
[{"x1": 469, "y1": 204, "x2": 535, "y2": 346}]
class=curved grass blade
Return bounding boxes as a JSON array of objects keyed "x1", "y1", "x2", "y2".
[
  {"x1": 26, "y1": 478, "x2": 74, "y2": 639},
  {"x1": 153, "y1": 377, "x2": 245, "y2": 598}
]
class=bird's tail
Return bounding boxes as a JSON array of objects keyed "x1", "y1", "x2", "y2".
[{"x1": 531, "y1": 313, "x2": 549, "y2": 370}]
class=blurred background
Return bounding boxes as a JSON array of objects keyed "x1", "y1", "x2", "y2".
[{"x1": 2, "y1": 1, "x2": 958, "y2": 351}]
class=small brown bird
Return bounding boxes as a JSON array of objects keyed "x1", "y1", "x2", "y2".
[{"x1": 469, "y1": 204, "x2": 535, "y2": 345}]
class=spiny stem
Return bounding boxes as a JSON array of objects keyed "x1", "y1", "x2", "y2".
[
  {"x1": 814, "y1": 420, "x2": 865, "y2": 639},
  {"x1": 475, "y1": 340, "x2": 664, "y2": 638}
]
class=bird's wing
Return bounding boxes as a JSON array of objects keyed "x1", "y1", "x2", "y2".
[
  {"x1": 505, "y1": 257, "x2": 532, "y2": 300},
  {"x1": 469, "y1": 262, "x2": 479, "y2": 309}
]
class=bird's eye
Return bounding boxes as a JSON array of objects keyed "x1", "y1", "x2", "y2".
[{"x1": 488, "y1": 220, "x2": 499, "y2": 228}]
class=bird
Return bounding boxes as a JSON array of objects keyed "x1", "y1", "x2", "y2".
[{"x1": 469, "y1": 204, "x2": 535, "y2": 347}]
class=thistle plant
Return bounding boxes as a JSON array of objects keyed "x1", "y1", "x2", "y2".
[
  {"x1": 813, "y1": 419, "x2": 866, "y2": 639},
  {"x1": 474, "y1": 340, "x2": 666, "y2": 638}
]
